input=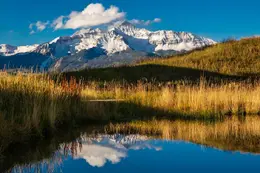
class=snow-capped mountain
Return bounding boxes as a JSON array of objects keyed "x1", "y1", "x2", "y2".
[
  {"x1": 0, "y1": 21, "x2": 216, "y2": 71},
  {"x1": 0, "y1": 44, "x2": 38, "y2": 56}
]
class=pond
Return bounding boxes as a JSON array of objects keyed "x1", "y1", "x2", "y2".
[{"x1": 2, "y1": 117, "x2": 260, "y2": 173}]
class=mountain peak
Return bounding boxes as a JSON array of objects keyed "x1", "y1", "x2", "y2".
[
  {"x1": 72, "y1": 28, "x2": 104, "y2": 38},
  {"x1": 119, "y1": 21, "x2": 135, "y2": 27},
  {"x1": 109, "y1": 20, "x2": 151, "y2": 39},
  {"x1": 109, "y1": 20, "x2": 136, "y2": 30}
]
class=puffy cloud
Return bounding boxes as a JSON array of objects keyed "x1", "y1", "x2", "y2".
[
  {"x1": 129, "y1": 18, "x2": 162, "y2": 26},
  {"x1": 29, "y1": 21, "x2": 49, "y2": 34},
  {"x1": 29, "y1": 3, "x2": 162, "y2": 34},
  {"x1": 52, "y1": 3, "x2": 126, "y2": 30}
]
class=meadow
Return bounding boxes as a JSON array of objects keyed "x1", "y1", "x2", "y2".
[
  {"x1": 1, "y1": 72, "x2": 260, "y2": 153},
  {"x1": 82, "y1": 78, "x2": 260, "y2": 118}
]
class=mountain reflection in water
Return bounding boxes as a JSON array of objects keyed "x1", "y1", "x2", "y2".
[
  {"x1": 63, "y1": 134, "x2": 161, "y2": 167},
  {"x1": 3, "y1": 116, "x2": 260, "y2": 173},
  {"x1": 10, "y1": 134, "x2": 162, "y2": 172}
]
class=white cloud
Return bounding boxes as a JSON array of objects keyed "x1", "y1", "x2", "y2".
[
  {"x1": 29, "y1": 3, "x2": 162, "y2": 34},
  {"x1": 52, "y1": 3, "x2": 126, "y2": 30},
  {"x1": 52, "y1": 16, "x2": 65, "y2": 30},
  {"x1": 36, "y1": 21, "x2": 49, "y2": 31},
  {"x1": 154, "y1": 18, "x2": 162, "y2": 23},
  {"x1": 29, "y1": 21, "x2": 49, "y2": 34},
  {"x1": 129, "y1": 18, "x2": 162, "y2": 26}
]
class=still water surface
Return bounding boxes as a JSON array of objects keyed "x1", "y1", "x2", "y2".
[
  {"x1": 3, "y1": 117, "x2": 260, "y2": 173},
  {"x1": 5, "y1": 133, "x2": 260, "y2": 173}
]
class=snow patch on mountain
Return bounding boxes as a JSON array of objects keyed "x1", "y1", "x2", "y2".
[
  {"x1": 149, "y1": 30, "x2": 215, "y2": 51},
  {"x1": 0, "y1": 44, "x2": 38, "y2": 56},
  {"x1": 113, "y1": 21, "x2": 151, "y2": 39}
]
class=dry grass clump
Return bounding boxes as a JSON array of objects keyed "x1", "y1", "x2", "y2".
[
  {"x1": 131, "y1": 80, "x2": 260, "y2": 117},
  {"x1": 0, "y1": 72, "x2": 82, "y2": 150}
]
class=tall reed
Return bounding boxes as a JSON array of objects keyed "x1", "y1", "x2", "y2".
[
  {"x1": 81, "y1": 79, "x2": 260, "y2": 118},
  {"x1": 0, "y1": 72, "x2": 82, "y2": 149}
]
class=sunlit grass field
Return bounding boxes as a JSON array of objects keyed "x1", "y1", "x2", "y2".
[
  {"x1": 1, "y1": 71, "x2": 260, "y2": 151},
  {"x1": 81, "y1": 76, "x2": 260, "y2": 117},
  {"x1": 139, "y1": 37, "x2": 260, "y2": 76}
]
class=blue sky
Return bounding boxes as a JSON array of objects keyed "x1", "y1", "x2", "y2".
[{"x1": 1, "y1": 0, "x2": 260, "y2": 46}]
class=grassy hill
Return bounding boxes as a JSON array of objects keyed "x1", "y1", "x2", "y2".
[
  {"x1": 64, "y1": 37, "x2": 260, "y2": 83},
  {"x1": 141, "y1": 37, "x2": 260, "y2": 76}
]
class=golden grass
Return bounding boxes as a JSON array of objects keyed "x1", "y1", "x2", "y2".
[
  {"x1": 0, "y1": 72, "x2": 80, "y2": 122},
  {"x1": 2, "y1": 72, "x2": 260, "y2": 123},
  {"x1": 0, "y1": 71, "x2": 83, "y2": 150},
  {"x1": 1, "y1": 71, "x2": 260, "y2": 152},
  {"x1": 81, "y1": 79, "x2": 260, "y2": 117}
]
